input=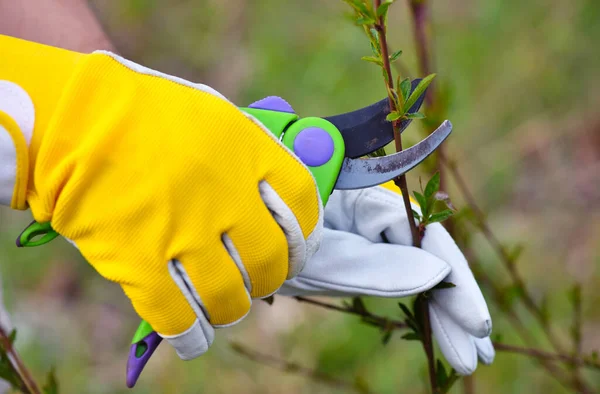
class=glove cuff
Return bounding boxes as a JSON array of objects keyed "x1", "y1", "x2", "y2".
[
  {"x1": 0, "y1": 83, "x2": 33, "y2": 209},
  {"x1": 0, "y1": 34, "x2": 83, "y2": 211}
]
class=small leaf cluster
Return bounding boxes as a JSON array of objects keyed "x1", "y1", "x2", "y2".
[
  {"x1": 0, "y1": 329, "x2": 59, "y2": 394},
  {"x1": 412, "y1": 172, "x2": 456, "y2": 235},
  {"x1": 342, "y1": 0, "x2": 435, "y2": 125}
]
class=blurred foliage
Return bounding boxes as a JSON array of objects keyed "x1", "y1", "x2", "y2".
[{"x1": 0, "y1": 0, "x2": 599, "y2": 393}]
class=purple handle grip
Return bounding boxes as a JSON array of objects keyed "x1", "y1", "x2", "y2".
[{"x1": 126, "y1": 332, "x2": 163, "y2": 388}]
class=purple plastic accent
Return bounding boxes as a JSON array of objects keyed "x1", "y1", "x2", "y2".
[
  {"x1": 248, "y1": 96, "x2": 295, "y2": 113},
  {"x1": 126, "y1": 332, "x2": 163, "y2": 388},
  {"x1": 293, "y1": 127, "x2": 334, "y2": 167}
]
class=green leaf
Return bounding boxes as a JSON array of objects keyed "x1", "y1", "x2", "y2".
[
  {"x1": 8, "y1": 329, "x2": 16, "y2": 344},
  {"x1": 43, "y1": 367, "x2": 59, "y2": 394},
  {"x1": 413, "y1": 191, "x2": 428, "y2": 218},
  {"x1": 428, "y1": 209, "x2": 454, "y2": 224},
  {"x1": 411, "y1": 209, "x2": 421, "y2": 220},
  {"x1": 400, "y1": 332, "x2": 421, "y2": 341},
  {"x1": 386, "y1": 112, "x2": 402, "y2": 121},
  {"x1": 356, "y1": 17, "x2": 375, "y2": 25},
  {"x1": 436, "y1": 359, "x2": 449, "y2": 388},
  {"x1": 403, "y1": 73, "x2": 436, "y2": 113},
  {"x1": 344, "y1": 0, "x2": 372, "y2": 17},
  {"x1": 361, "y1": 55, "x2": 382, "y2": 65},
  {"x1": 352, "y1": 297, "x2": 367, "y2": 314},
  {"x1": 370, "y1": 41, "x2": 380, "y2": 56},
  {"x1": 424, "y1": 172, "x2": 440, "y2": 198},
  {"x1": 400, "y1": 78, "x2": 412, "y2": 103},
  {"x1": 376, "y1": 0, "x2": 394, "y2": 18},
  {"x1": 398, "y1": 302, "x2": 414, "y2": 320},
  {"x1": 405, "y1": 112, "x2": 425, "y2": 119},
  {"x1": 381, "y1": 329, "x2": 393, "y2": 345},
  {"x1": 432, "y1": 281, "x2": 456, "y2": 290},
  {"x1": 389, "y1": 49, "x2": 402, "y2": 62}
]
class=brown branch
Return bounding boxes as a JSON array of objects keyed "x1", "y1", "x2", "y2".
[
  {"x1": 374, "y1": 0, "x2": 421, "y2": 249},
  {"x1": 416, "y1": 295, "x2": 437, "y2": 392},
  {"x1": 0, "y1": 326, "x2": 41, "y2": 394},
  {"x1": 494, "y1": 342, "x2": 600, "y2": 371},
  {"x1": 230, "y1": 341, "x2": 371, "y2": 394},
  {"x1": 294, "y1": 296, "x2": 407, "y2": 330}
]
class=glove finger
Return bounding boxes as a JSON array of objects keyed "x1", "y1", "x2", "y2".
[
  {"x1": 277, "y1": 229, "x2": 450, "y2": 297},
  {"x1": 422, "y1": 223, "x2": 492, "y2": 338},
  {"x1": 474, "y1": 336, "x2": 495, "y2": 365},
  {"x1": 120, "y1": 260, "x2": 215, "y2": 361},
  {"x1": 430, "y1": 301, "x2": 478, "y2": 376}
]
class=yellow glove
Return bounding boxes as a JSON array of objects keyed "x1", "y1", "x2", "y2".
[{"x1": 0, "y1": 35, "x2": 323, "y2": 358}]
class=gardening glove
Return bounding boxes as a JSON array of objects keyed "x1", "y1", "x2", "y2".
[
  {"x1": 0, "y1": 35, "x2": 323, "y2": 360},
  {"x1": 278, "y1": 182, "x2": 495, "y2": 375}
]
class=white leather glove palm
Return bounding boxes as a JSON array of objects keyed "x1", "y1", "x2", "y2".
[{"x1": 278, "y1": 185, "x2": 495, "y2": 375}]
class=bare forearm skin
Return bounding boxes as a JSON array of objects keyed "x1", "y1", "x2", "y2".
[{"x1": 0, "y1": 0, "x2": 114, "y2": 52}]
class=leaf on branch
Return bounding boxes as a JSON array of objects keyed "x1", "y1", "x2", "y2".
[
  {"x1": 43, "y1": 368, "x2": 59, "y2": 394},
  {"x1": 361, "y1": 55, "x2": 383, "y2": 65},
  {"x1": 428, "y1": 209, "x2": 454, "y2": 224},
  {"x1": 356, "y1": 17, "x2": 376, "y2": 25},
  {"x1": 434, "y1": 191, "x2": 456, "y2": 211},
  {"x1": 352, "y1": 297, "x2": 368, "y2": 314},
  {"x1": 400, "y1": 332, "x2": 421, "y2": 341},
  {"x1": 405, "y1": 112, "x2": 425, "y2": 119},
  {"x1": 398, "y1": 302, "x2": 415, "y2": 321},
  {"x1": 369, "y1": 41, "x2": 380, "y2": 56},
  {"x1": 413, "y1": 191, "x2": 428, "y2": 218},
  {"x1": 376, "y1": 0, "x2": 394, "y2": 18},
  {"x1": 424, "y1": 172, "x2": 440, "y2": 198},
  {"x1": 412, "y1": 209, "x2": 422, "y2": 221},
  {"x1": 403, "y1": 73, "x2": 436, "y2": 113},
  {"x1": 400, "y1": 78, "x2": 412, "y2": 103},
  {"x1": 381, "y1": 329, "x2": 393, "y2": 345},
  {"x1": 435, "y1": 359, "x2": 448, "y2": 388},
  {"x1": 343, "y1": 0, "x2": 373, "y2": 18},
  {"x1": 508, "y1": 243, "x2": 525, "y2": 263},
  {"x1": 386, "y1": 112, "x2": 403, "y2": 121},
  {"x1": 8, "y1": 329, "x2": 16, "y2": 344},
  {"x1": 389, "y1": 49, "x2": 402, "y2": 63},
  {"x1": 432, "y1": 281, "x2": 456, "y2": 290}
]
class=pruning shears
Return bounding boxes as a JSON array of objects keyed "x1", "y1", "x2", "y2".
[{"x1": 15, "y1": 79, "x2": 452, "y2": 388}]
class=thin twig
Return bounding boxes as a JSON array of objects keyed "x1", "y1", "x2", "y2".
[
  {"x1": 373, "y1": 0, "x2": 421, "y2": 249},
  {"x1": 230, "y1": 341, "x2": 371, "y2": 394},
  {"x1": 294, "y1": 297, "x2": 407, "y2": 330},
  {"x1": 493, "y1": 343, "x2": 600, "y2": 371},
  {"x1": 417, "y1": 295, "x2": 437, "y2": 393},
  {"x1": 0, "y1": 326, "x2": 41, "y2": 394}
]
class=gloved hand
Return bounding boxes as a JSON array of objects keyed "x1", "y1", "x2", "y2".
[
  {"x1": 278, "y1": 183, "x2": 495, "y2": 375},
  {"x1": 0, "y1": 35, "x2": 323, "y2": 359}
]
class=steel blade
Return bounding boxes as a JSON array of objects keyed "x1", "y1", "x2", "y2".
[
  {"x1": 333, "y1": 120, "x2": 452, "y2": 190},
  {"x1": 324, "y1": 79, "x2": 427, "y2": 159}
]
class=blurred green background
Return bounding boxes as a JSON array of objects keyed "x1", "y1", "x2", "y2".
[{"x1": 1, "y1": 0, "x2": 599, "y2": 393}]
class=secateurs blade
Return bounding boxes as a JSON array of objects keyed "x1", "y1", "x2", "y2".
[{"x1": 124, "y1": 79, "x2": 452, "y2": 388}]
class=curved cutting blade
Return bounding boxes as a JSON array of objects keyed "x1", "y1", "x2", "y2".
[
  {"x1": 324, "y1": 79, "x2": 428, "y2": 159},
  {"x1": 334, "y1": 120, "x2": 452, "y2": 190}
]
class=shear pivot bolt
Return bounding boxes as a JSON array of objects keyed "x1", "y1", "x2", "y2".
[{"x1": 293, "y1": 127, "x2": 334, "y2": 167}]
